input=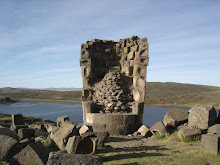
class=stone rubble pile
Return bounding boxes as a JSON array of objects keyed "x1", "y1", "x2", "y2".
[
  {"x1": 132, "y1": 104, "x2": 220, "y2": 155},
  {"x1": 93, "y1": 71, "x2": 133, "y2": 113},
  {"x1": 0, "y1": 113, "x2": 105, "y2": 165}
]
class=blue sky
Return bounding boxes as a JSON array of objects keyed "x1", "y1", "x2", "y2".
[{"x1": 0, "y1": 0, "x2": 219, "y2": 88}]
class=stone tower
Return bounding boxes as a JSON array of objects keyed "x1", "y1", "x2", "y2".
[{"x1": 80, "y1": 36, "x2": 149, "y2": 135}]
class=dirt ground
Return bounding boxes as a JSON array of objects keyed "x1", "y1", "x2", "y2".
[{"x1": 97, "y1": 135, "x2": 220, "y2": 165}]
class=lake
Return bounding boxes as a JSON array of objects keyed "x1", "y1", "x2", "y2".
[{"x1": 0, "y1": 101, "x2": 190, "y2": 126}]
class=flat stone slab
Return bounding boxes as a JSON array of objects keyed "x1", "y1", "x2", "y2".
[
  {"x1": 201, "y1": 134, "x2": 220, "y2": 155},
  {"x1": 178, "y1": 128, "x2": 201, "y2": 139}
]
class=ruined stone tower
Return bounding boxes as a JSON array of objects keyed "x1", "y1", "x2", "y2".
[{"x1": 80, "y1": 36, "x2": 149, "y2": 135}]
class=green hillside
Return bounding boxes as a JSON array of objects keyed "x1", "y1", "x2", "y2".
[{"x1": 1, "y1": 82, "x2": 220, "y2": 107}]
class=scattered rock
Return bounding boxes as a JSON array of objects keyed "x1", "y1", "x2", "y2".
[
  {"x1": 12, "y1": 113, "x2": 25, "y2": 126},
  {"x1": 18, "y1": 128, "x2": 35, "y2": 140},
  {"x1": 178, "y1": 128, "x2": 201, "y2": 139},
  {"x1": 47, "y1": 152, "x2": 102, "y2": 165},
  {"x1": 10, "y1": 142, "x2": 49, "y2": 165},
  {"x1": 188, "y1": 105, "x2": 217, "y2": 129},
  {"x1": 0, "y1": 135, "x2": 23, "y2": 161},
  {"x1": 163, "y1": 108, "x2": 188, "y2": 127},
  {"x1": 201, "y1": 134, "x2": 220, "y2": 155},
  {"x1": 208, "y1": 124, "x2": 220, "y2": 134},
  {"x1": 51, "y1": 123, "x2": 78, "y2": 150},
  {"x1": 57, "y1": 116, "x2": 69, "y2": 128},
  {"x1": 0, "y1": 125, "x2": 19, "y2": 141},
  {"x1": 137, "y1": 125, "x2": 153, "y2": 138},
  {"x1": 96, "y1": 132, "x2": 110, "y2": 146},
  {"x1": 35, "y1": 129, "x2": 49, "y2": 137},
  {"x1": 79, "y1": 125, "x2": 92, "y2": 136},
  {"x1": 65, "y1": 136, "x2": 82, "y2": 153},
  {"x1": 150, "y1": 121, "x2": 167, "y2": 135},
  {"x1": 10, "y1": 125, "x2": 28, "y2": 133}
]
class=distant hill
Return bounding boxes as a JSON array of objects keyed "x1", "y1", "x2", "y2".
[{"x1": 0, "y1": 82, "x2": 219, "y2": 107}]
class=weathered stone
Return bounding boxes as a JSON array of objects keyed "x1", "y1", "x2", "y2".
[
  {"x1": 163, "y1": 108, "x2": 188, "y2": 127},
  {"x1": 96, "y1": 132, "x2": 110, "y2": 146},
  {"x1": 47, "y1": 152, "x2": 102, "y2": 165},
  {"x1": 79, "y1": 125, "x2": 91, "y2": 136},
  {"x1": 150, "y1": 121, "x2": 167, "y2": 135},
  {"x1": 18, "y1": 128, "x2": 35, "y2": 140},
  {"x1": 33, "y1": 124, "x2": 46, "y2": 130},
  {"x1": 137, "y1": 125, "x2": 153, "y2": 137},
  {"x1": 0, "y1": 125, "x2": 19, "y2": 141},
  {"x1": 12, "y1": 113, "x2": 25, "y2": 126},
  {"x1": 10, "y1": 125, "x2": 28, "y2": 133},
  {"x1": 76, "y1": 137, "x2": 96, "y2": 154},
  {"x1": 0, "y1": 135, "x2": 23, "y2": 161},
  {"x1": 45, "y1": 125, "x2": 58, "y2": 134},
  {"x1": 92, "y1": 124, "x2": 107, "y2": 132},
  {"x1": 10, "y1": 142, "x2": 49, "y2": 165},
  {"x1": 57, "y1": 116, "x2": 69, "y2": 128},
  {"x1": 35, "y1": 129, "x2": 48, "y2": 137},
  {"x1": 208, "y1": 124, "x2": 220, "y2": 134},
  {"x1": 201, "y1": 134, "x2": 220, "y2": 155},
  {"x1": 20, "y1": 138, "x2": 35, "y2": 144},
  {"x1": 188, "y1": 105, "x2": 217, "y2": 129},
  {"x1": 178, "y1": 128, "x2": 201, "y2": 139},
  {"x1": 65, "y1": 136, "x2": 82, "y2": 153},
  {"x1": 51, "y1": 123, "x2": 78, "y2": 150}
]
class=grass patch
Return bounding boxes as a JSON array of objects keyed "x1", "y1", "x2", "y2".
[
  {"x1": 156, "y1": 134, "x2": 166, "y2": 140},
  {"x1": 181, "y1": 135, "x2": 201, "y2": 142}
]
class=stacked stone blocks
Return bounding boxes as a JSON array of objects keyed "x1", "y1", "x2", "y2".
[{"x1": 80, "y1": 36, "x2": 149, "y2": 135}]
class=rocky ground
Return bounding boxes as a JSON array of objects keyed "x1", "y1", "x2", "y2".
[{"x1": 98, "y1": 135, "x2": 220, "y2": 165}]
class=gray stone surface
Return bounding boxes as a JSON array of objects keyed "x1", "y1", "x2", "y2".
[
  {"x1": 163, "y1": 108, "x2": 188, "y2": 127},
  {"x1": 34, "y1": 129, "x2": 49, "y2": 137},
  {"x1": 137, "y1": 125, "x2": 153, "y2": 137},
  {"x1": 150, "y1": 121, "x2": 167, "y2": 135},
  {"x1": 10, "y1": 141, "x2": 49, "y2": 165},
  {"x1": 12, "y1": 113, "x2": 25, "y2": 126},
  {"x1": 79, "y1": 125, "x2": 91, "y2": 136},
  {"x1": 208, "y1": 124, "x2": 220, "y2": 134},
  {"x1": 51, "y1": 123, "x2": 78, "y2": 150},
  {"x1": 18, "y1": 128, "x2": 35, "y2": 140},
  {"x1": 0, "y1": 125, "x2": 19, "y2": 141},
  {"x1": 65, "y1": 136, "x2": 82, "y2": 153},
  {"x1": 188, "y1": 105, "x2": 217, "y2": 129},
  {"x1": 0, "y1": 135, "x2": 23, "y2": 161},
  {"x1": 10, "y1": 125, "x2": 28, "y2": 133},
  {"x1": 47, "y1": 152, "x2": 102, "y2": 165},
  {"x1": 201, "y1": 134, "x2": 220, "y2": 155},
  {"x1": 57, "y1": 116, "x2": 69, "y2": 128},
  {"x1": 178, "y1": 128, "x2": 201, "y2": 139}
]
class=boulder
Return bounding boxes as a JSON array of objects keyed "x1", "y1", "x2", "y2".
[
  {"x1": 57, "y1": 116, "x2": 69, "y2": 128},
  {"x1": 10, "y1": 142, "x2": 49, "y2": 165},
  {"x1": 65, "y1": 136, "x2": 82, "y2": 153},
  {"x1": 18, "y1": 128, "x2": 35, "y2": 140},
  {"x1": 79, "y1": 125, "x2": 92, "y2": 136},
  {"x1": 150, "y1": 121, "x2": 167, "y2": 135},
  {"x1": 47, "y1": 152, "x2": 102, "y2": 165},
  {"x1": 76, "y1": 137, "x2": 96, "y2": 154},
  {"x1": 0, "y1": 135, "x2": 23, "y2": 161},
  {"x1": 208, "y1": 124, "x2": 220, "y2": 134},
  {"x1": 201, "y1": 134, "x2": 220, "y2": 155},
  {"x1": 10, "y1": 125, "x2": 28, "y2": 133},
  {"x1": 46, "y1": 125, "x2": 58, "y2": 134},
  {"x1": 137, "y1": 125, "x2": 153, "y2": 138},
  {"x1": 33, "y1": 124, "x2": 46, "y2": 130},
  {"x1": 11, "y1": 113, "x2": 25, "y2": 126},
  {"x1": 96, "y1": 132, "x2": 110, "y2": 146},
  {"x1": 0, "y1": 125, "x2": 19, "y2": 141},
  {"x1": 188, "y1": 105, "x2": 217, "y2": 129},
  {"x1": 51, "y1": 123, "x2": 78, "y2": 150},
  {"x1": 178, "y1": 128, "x2": 201, "y2": 139},
  {"x1": 35, "y1": 129, "x2": 49, "y2": 137},
  {"x1": 163, "y1": 108, "x2": 188, "y2": 127}
]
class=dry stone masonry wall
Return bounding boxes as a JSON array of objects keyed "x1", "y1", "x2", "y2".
[{"x1": 80, "y1": 36, "x2": 149, "y2": 135}]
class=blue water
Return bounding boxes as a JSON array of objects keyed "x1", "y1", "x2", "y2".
[{"x1": 0, "y1": 102, "x2": 190, "y2": 126}]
